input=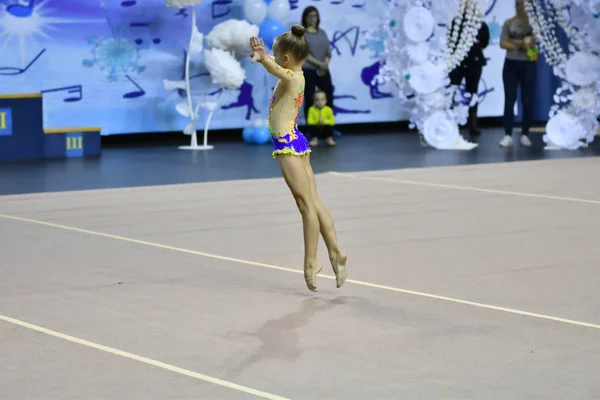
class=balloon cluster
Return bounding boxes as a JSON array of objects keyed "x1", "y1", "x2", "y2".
[
  {"x1": 243, "y1": 0, "x2": 291, "y2": 49},
  {"x1": 242, "y1": 122, "x2": 272, "y2": 144}
]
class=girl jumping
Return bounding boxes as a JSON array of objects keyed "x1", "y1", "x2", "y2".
[{"x1": 249, "y1": 27, "x2": 347, "y2": 292}]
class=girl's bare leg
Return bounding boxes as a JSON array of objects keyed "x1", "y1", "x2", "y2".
[
  {"x1": 279, "y1": 155, "x2": 322, "y2": 292},
  {"x1": 303, "y1": 155, "x2": 347, "y2": 288}
]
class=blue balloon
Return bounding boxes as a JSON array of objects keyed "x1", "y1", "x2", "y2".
[
  {"x1": 253, "y1": 126, "x2": 271, "y2": 144},
  {"x1": 242, "y1": 126, "x2": 257, "y2": 143},
  {"x1": 259, "y1": 18, "x2": 286, "y2": 49}
]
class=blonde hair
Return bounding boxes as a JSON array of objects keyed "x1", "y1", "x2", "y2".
[{"x1": 275, "y1": 24, "x2": 309, "y2": 61}]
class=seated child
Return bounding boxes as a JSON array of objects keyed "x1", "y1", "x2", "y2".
[{"x1": 307, "y1": 90, "x2": 336, "y2": 147}]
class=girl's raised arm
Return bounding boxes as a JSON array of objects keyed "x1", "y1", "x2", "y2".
[{"x1": 249, "y1": 37, "x2": 296, "y2": 81}]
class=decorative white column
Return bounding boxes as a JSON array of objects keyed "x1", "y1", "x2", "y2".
[
  {"x1": 377, "y1": 0, "x2": 488, "y2": 150},
  {"x1": 524, "y1": 0, "x2": 600, "y2": 150},
  {"x1": 163, "y1": 1, "x2": 251, "y2": 151}
]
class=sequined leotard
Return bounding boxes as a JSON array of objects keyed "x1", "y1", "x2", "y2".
[{"x1": 260, "y1": 55, "x2": 311, "y2": 158}]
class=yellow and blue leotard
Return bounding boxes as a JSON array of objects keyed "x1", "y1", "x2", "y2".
[{"x1": 260, "y1": 55, "x2": 311, "y2": 158}]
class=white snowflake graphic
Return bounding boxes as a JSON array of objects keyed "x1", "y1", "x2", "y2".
[
  {"x1": 361, "y1": 27, "x2": 386, "y2": 59},
  {"x1": 82, "y1": 32, "x2": 145, "y2": 81}
]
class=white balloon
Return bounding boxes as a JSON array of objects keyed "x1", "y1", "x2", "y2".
[
  {"x1": 267, "y1": 0, "x2": 290, "y2": 22},
  {"x1": 243, "y1": 0, "x2": 267, "y2": 25}
]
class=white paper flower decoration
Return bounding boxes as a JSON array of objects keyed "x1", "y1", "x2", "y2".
[
  {"x1": 546, "y1": 111, "x2": 586, "y2": 148},
  {"x1": 422, "y1": 111, "x2": 460, "y2": 148},
  {"x1": 524, "y1": 0, "x2": 599, "y2": 149},
  {"x1": 587, "y1": 119, "x2": 600, "y2": 142},
  {"x1": 205, "y1": 19, "x2": 259, "y2": 59},
  {"x1": 569, "y1": 4, "x2": 591, "y2": 27},
  {"x1": 407, "y1": 62, "x2": 445, "y2": 95},
  {"x1": 571, "y1": 88, "x2": 598, "y2": 112},
  {"x1": 577, "y1": 115, "x2": 600, "y2": 143},
  {"x1": 564, "y1": 52, "x2": 600, "y2": 86},
  {"x1": 402, "y1": 6, "x2": 435, "y2": 43},
  {"x1": 585, "y1": 23, "x2": 600, "y2": 52},
  {"x1": 406, "y1": 43, "x2": 429, "y2": 63},
  {"x1": 376, "y1": 0, "x2": 479, "y2": 150},
  {"x1": 165, "y1": 0, "x2": 202, "y2": 8},
  {"x1": 587, "y1": 0, "x2": 600, "y2": 15},
  {"x1": 429, "y1": 0, "x2": 461, "y2": 23},
  {"x1": 203, "y1": 48, "x2": 245, "y2": 90},
  {"x1": 421, "y1": 89, "x2": 446, "y2": 109},
  {"x1": 551, "y1": 0, "x2": 571, "y2": 8},
  {"x1": 451, "y1": 104, "x2": 469, "y2": 126},
  {"x1": 428, "y1": 31, "x2": 448, "y2": 56}
]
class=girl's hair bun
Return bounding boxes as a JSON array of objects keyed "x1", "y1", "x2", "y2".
[{"x1": 291, "y1": 24, "x2": 305, "y2": 38}]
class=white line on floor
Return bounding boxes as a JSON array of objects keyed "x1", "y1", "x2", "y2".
[
  {"x1": 0, "y1": 314, "x2": 290, "y2": 400},
  {"x1": 2, "y1": 213, "x2": 599, "y2": 331},
  {"x1": 328, "y1": 172, "x2": 600, "y2": 205}
]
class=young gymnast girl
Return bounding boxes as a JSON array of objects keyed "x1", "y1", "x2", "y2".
[{"x1": 249, "y1": 26, "x2": 347, "y2": 292}]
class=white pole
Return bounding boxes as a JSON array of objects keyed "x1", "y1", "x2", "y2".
[
  {"x1": 179, "y1": 6, "x2": 213, "y2": 151},
  {"x1": 201, "y1": 91, "x2": 222, "y2": 148}
]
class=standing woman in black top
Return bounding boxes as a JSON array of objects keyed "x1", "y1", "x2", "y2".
[
  {"x1": 449, "y1": 1, "x2": 490, "y2": 137},
  {"x1": 301, "y1": 6, "x2": 336, "y2": 147}
]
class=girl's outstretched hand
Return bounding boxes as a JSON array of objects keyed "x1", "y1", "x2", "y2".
[{"x1": 249, "y1": 36, "x2": 266, "y2": 63}]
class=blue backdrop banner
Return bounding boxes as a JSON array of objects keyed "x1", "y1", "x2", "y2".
[{"x1": 0, "y1": 0, "x2": 552, "y2": 135}]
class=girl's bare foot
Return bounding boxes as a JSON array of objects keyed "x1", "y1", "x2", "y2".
[
  {"x1": 330, "y1": 251, "x2": 347, "y2": 288},
  {"x1": 309, "y1": 137, "x2": 318, "y2": 147},
  {"x1": 304, "y1": 261, "x2": 323, "y2": 292},
  {"x1": 326, "y1": 137, "x2": 336, "y2": 147}
]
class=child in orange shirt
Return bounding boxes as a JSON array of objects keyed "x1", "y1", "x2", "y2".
[{"x1": 307, "y1": 90, "x2": 336, "y2": 147}]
